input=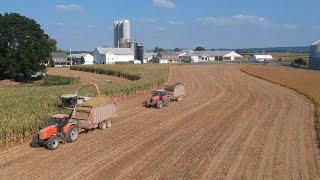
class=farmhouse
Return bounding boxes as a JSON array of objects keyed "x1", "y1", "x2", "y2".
[
  {"x1": 182, "y1": 51, "x2": 243, "y2": 62},
  {"x1": 249, "y1": 54, "x2": 273, "y2": 62},
  {"x1": 68, "y1": 53, "x2": 94, "y2": 65},
  {"x1": 93, "y1": 47, "x2": 134, "y2": 64},
  {"x1": 51, "y1": 52, "x2": 71, "y2": 67}
]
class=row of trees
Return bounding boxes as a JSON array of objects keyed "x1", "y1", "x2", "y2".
[
  {"x1": 0, "y1": 13, "x2": 57, "y2": 81},
  {"x1": 153, "y1": 46, "x2": 208, "y2": 53}
]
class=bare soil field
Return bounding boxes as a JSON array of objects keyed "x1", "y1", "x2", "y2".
[
  {"x1": 241, "y1": 65, "x2": 320, "y2": 102},
  {"x1": 46, "y1": 68, "x2": 133, "y2": 87},
  {"x1": 0, "y1": 65, "x2": 319, "y2": 179}
]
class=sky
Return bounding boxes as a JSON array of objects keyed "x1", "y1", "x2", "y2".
[{"x1": 1, "y1": 0, "x2": 319, "y2": 50}]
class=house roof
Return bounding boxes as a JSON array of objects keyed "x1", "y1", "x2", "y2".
[
  {"x1": 68, "y1": 53, "x2": 92, "y2": 59},
  {"x1": 251, "y1": 54, "x2": 273, "y2": 59},
  {"x1": 157, "y1": 52, "x2": 186, "y2": 57},
  {"x1": 185, "y1": 51, "x2": 242, "y2": 57},
  {"x1": 96, "y1": 47, "x2": 134, "y2": 55},
  {"x1": 51, "y1": 52, "x2": 68, "y2": 59},
  {"x1": 312, "y1": 40, "x2": 320, "y2": 46}
]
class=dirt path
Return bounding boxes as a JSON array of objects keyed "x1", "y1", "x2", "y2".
[
  {"x1": 46, "y1": 68, "x2": 133, "y2": 87},
  {"x1": 0, "y1": 65, "x2": 319, "y2": 179}
]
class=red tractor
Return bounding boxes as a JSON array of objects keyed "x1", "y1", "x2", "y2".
[
  {"x1": 30, "y1": 114, "x2": 79, "y2": 150},
  {"x1": 146, "y1": 83, "x2": 185, "y2": 109}
]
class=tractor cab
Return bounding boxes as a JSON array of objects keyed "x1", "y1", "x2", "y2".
[
  {"x1": 49, "y1": 114, "x2": 70, "y2": 131},
  {"x1": 153, "y1": 89, "x2": 167, "y2": 97}
]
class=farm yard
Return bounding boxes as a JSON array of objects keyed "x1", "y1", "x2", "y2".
[
  {"x1": 0, "y1": 64, "x2": 170, "y2": 146},
  {"x1": 0, "y1": 64, "x2": 319, "y2": 179}
]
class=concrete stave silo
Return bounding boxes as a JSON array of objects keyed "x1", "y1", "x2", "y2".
[
  {"x1": 309, "y1": 40, "x2": 320, "y2": 70},
  {"x1": 114, "y1": 19, "x2": 131, "y2": 48}
]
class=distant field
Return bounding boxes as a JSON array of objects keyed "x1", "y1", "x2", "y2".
[
  {"x1": 0, "y1": 64, "x2": 171, "y2": 146},
  {"x1": 241, "y1": 65, "x2": 320, "y2": 145}
]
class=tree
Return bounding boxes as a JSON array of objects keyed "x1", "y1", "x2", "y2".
[
  {"x1": 0, "y1": 13, "x2": 54, "y2": 81},
  {"x1": 293, "y1": 58, "x2": 307, "y2": 66},
  {"x1": 174, "y1": 48, "x2": 181, "y2": 52},
  {"x1": 154, "y1": 46, "x2": 165, "y2": 53},
  {"x1": 195, "y1": 46, "x2": 205, "y2": 51}
]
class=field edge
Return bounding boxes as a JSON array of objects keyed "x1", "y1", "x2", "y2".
[{"x1": 240, "y1": 68, "x2": 320, "y2": 149}]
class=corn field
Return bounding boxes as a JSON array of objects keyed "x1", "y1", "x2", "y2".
[{"x1": 0, "y1": 64, "x2": 171, "y2": 144}]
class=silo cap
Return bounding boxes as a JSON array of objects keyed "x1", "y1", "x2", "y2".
[{"x1": 312, "y1": 40, "x2": 320, "y2": 45}]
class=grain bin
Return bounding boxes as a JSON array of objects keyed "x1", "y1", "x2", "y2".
[{"x1": 309, "y1": 40, "x2": 320, "y2": 70}]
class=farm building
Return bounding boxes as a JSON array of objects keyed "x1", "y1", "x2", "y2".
[
  {"x1": 68, "y1": 53, "x2": 94, "y2": 65},
  {"x1": 93, "y1": 47, "x2": 134, "y2": 64},
  {"x1": 193, "y1": 51, "x2": 243, "y2": 61},
  {"x1": 143, "y1": 52, "x2": 156, "y2": 63},
  {"x1": 51, "y1": 52, "x2": 71, "y2": 67},
  {"x1": 180, "y1": 53, "x2": 199, "y2": 63},
  {"x1": 153, "y1": 52, "x2": 186, "y2": 63},
  {"x1": 249, "y1": 54, "x2": 273, "y2": 62},
  {"x1": 309, "y1": 40, "x2": 320, "y2": 70}
]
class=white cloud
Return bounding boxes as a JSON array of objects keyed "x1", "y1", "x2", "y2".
[
  {"x1": 196, "y1": 17, "x2": 229, "y2": 26},
  {"x1": 232, "y1": 14, "x2": 265, "y2": 24},
  {"x1": 153, "y1": 0, "x2": 176, "y2": 9},
  {"x1": 197, "y1": 14, "x2": 297, "y2": 30},
  {"x1": 168, "y1": 20, "x2": 184, "y2": 25},
  {"x1": 133, "y1": 18, "x2": 158, "y2": 24},
  {"x1": 56, "y1": 4, "x2": 83, "y2": 12}
]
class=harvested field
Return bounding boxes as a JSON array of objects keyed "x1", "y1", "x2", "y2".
[
  {"x1": 46, "y1": 68, "x2": 133, "y2": 87},
  {"x1": 0, "y1": 65, "x2": 319, "y2": 179},
  {"x1": 241, "y1": 65, "x2": 320, "y2": 102}
]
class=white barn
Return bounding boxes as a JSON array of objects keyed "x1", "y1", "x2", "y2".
[
  {"x1": 249, "y1": 54, "x2": 273, "y2": 62},
  {"x1": 68, "y1": 53, "x2": 94, "y2": 65},
  {"x1": 93, "y1": 47, "x2": 134, "y2": 64},
  {"x1": 193, "y1": 51, "x2": 243, "y2": 61}
]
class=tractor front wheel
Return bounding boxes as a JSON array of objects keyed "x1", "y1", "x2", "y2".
[
  {"x1": 46, "y1": 136, "x2": 60, "y2": 150},
  {"x1": 30, "y1": 135, "x2": 40, "y2": 148},
  {"x1": 156, "y1": 101, "x2": 163, "y2": 109},
  {"x1": 66, "y1": 126, "x2": 79, "y2": 143}
]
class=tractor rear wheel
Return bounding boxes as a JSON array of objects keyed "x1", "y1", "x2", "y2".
[
  {"x1": 98, "y1": 122, "x2": 107, "y2": 130},
  {"x1": 66, "y1": 126, "x2": 79, "y2": 143},
  {"x1": 46, "y1": 136, "x2": 60, "y2": 150},
  {"x1": 156, "y1": 101, "x2": 163, "y2": 109},
  {"x1": 30, "y1": 135, "x2": 40, "y2": 148}
]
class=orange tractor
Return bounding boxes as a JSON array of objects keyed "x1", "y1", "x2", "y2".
[
  {"x1": 146, "y1": 83, "x2": 185, "y2": 109},
  {"x1": 31, "y1": 84, "x2": 117, "y2": 150},
  {"x1": 31, "y1": 114, "x2": 79, "y2": 150}
]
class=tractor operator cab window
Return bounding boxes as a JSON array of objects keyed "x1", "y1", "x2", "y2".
[{"x1": 49, "y1": 117, "x2": 68, "y2": 129}]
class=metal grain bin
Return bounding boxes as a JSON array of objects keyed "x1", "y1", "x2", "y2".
[{"x1": 310, "y1": 40, "x2": 320, "y2": 70}]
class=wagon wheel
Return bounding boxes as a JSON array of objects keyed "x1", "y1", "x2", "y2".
[
  {"x1": 98, "y1": 122, "x2": 107, "y2": 130},
  {"x1": 106, "y1": 120, "x2": 112, "y2": 128},
  {"x1": 156, "y1": 101, "x2": 163, "y2": 109}
]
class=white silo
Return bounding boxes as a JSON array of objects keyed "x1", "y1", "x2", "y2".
[
  {"x1": 309, "y1": 40, "x2": 320, "y2": 70},
  {"x1": 122, "y1": 20, "x2": 131, "y2": 41},
  {"x1": 114, "y1": 21, "x2": 120, "y2": 48}
]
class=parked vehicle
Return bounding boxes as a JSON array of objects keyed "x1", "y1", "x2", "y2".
[
  {"x1": 31, "y1": 84, "x2": 117, "y2": 150},
  {"x1": 146, "y1": 82, "x2": 185, "y2": 109}
]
